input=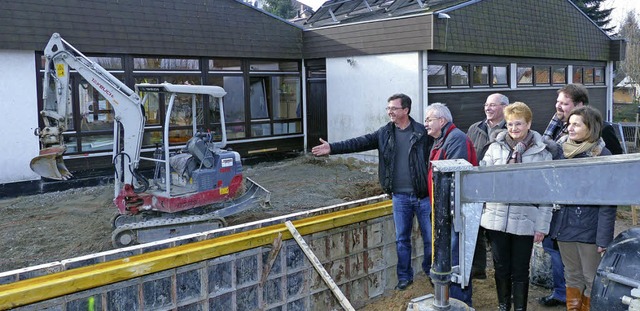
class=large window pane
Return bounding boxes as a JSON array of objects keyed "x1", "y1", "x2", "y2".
[
  {"x1": 169, "y1": 128, "x2": 193, "y2": 144},
  {"x1": 273, "y1": 121, "x2": 301, "y2": 134},
  {"x1": 584, "y1": 68, "x2": 594, "y2": 84},
  {"x1": 250, "y1": 77, "x2": 270, "y2": 119},
  {"x1": 89, "y1": 57, "x2": 123, "y2": 70},
  {"x1": 427, "y1": 64, "x2": 447, "y2": 86},
  {"x1": 226, "y1": 124, "x2": 246, "y2": 139},
  {"x1": 492, "y1": 66, "x2": 508, "y2": 86},
  {"x1": 573, "y1": 67, "x2": 583, "y2": 83},
  {"x1": 250, "y1": 60, "x2": 298, "y2": 71},
  {"x1": 535, "y1": 66, "x2": 550, "y2": 85},
  {"x1": 82, "y1": 134, "x2": 113, "y2": 152},
  {"x1": 473, "y1": 65, "x2": 489, "y2": 86},
  {"x1": 142, "y1": 130, "x2": 163, "y2": 148},
  {"x1": 595, "y1": 67, "x2": 604, "y2": 84},
  {"x1": 517, "y1": 66, "x2": 533, "y2": 85},
  {"x1": 553, "y1": 66, "x2": 566, "y2": 85},
  {"x1": 134, "y1": 57, "x2": 199, "y2": 70},
  {"x1": 208, "y1": 76, "x2": 245, "y2": 122},
  {"x1": 273, "y1": 76, "x2": 301, "y2": 119},
  {"x1": 78, "y1": 77, "x2": 115, "y2": 132},
  {"x1": 451, "y1": 65, "x2": 469, "y2": 86},
  {"x1": 251, "y1": 123, "x2": 271, "y2": 137},
  {"x1": 209, "y1": 59, "x2": 242, "y2": 71}
]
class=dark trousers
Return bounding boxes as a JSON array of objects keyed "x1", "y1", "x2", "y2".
[
  {"x1": 486, "y1": 229, "x2": 534, "y2": 283},
  {"x1": 472, "y1": 227, "x2": 487, "y2": 274}
]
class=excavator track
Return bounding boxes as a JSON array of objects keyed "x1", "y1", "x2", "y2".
[{"x1": 111, "y1": 177, "x2": 270, "y2": 247}]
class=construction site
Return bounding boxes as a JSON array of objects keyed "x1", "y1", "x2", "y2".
[
  {"x1": 1, "y1": 155, "x2": 639, "y2": 310},
  {"x1": 1, "y1": 0, "x2": 639, "y2": 310}
]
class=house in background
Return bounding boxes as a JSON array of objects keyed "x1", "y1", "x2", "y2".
[
  {"x1": 0, "y1": 0, "x2": 624, "y2": 196},
  {"x1": 614, "y1": 76, "x2": 640, "y2": 104},
  {"x1": 302, "y1": 0, "x2": 624, "y2": 162}
]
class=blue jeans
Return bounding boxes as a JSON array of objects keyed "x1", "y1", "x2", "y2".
[
  {"x1": 392, "y1": 193, "x2": 432, "y2": 282},
  {"x1": 451, "y1": 228, "x2": 473, "y2": 306},
  {"x1": 542, "y1": 237, "x2": 566, "y2": 302}
]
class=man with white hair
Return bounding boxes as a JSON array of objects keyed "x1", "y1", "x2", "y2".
[{"x1": 425, "y1": 102, "x2": 478, "y2": 307}]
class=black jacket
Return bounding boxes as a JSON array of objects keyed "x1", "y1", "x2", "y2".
[
  {"x1": 547, "y1": 148, "x2": 617, "y2": 247},
  {"x1": 329, "y1": 117, "x2": 432, "y2": 198}
]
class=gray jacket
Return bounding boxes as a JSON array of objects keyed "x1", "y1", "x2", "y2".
[
  {"x1": 480, "y1": 130, "x2": 554, "y2": 236},
  {"x1": 467, "y1": 119, "x2": 506, "y2": 160}
]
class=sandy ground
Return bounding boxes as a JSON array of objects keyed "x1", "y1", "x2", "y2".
[{"x1": 0, "y1": 154, "x2": 635, "y2": 310}]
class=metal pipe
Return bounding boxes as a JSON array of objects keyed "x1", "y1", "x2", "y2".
[{"x1": 431, "y1": 168, "x2": 453, "y2": 310}]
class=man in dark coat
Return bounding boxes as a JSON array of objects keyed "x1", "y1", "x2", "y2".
[{"x1": 312, "y1": 93, "x2": 433, "y2": 291}]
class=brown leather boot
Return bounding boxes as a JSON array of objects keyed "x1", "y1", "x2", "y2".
[
  {"x1": 581, "y1": 294, "x2": 590, "y2": 311},
  {"x1": 565, "y1": 287, "x2": 583, "y2": 311}
]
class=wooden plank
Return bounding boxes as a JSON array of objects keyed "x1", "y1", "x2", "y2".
[{"x1": 284, "y1": 221, "x2": 356, "y2": 311}]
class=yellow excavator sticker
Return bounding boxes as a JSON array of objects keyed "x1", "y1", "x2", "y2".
[
  {"x1": 220, "y1": 187, "x2": 229, "y2": 195},
  {"x1": 56, "y1": 64, "x2": 65, "y2": 77}
]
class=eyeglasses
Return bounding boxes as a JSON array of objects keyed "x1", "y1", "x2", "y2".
[
  {"x1": 425, "y1": 117, "x2": 442, "y2": 123},
  {"x1": 484, "y1": 103, "x2": 504, "y2": 108},
  {"x1": 385, "y1": 106, "x2": 405, "y2": 112}
]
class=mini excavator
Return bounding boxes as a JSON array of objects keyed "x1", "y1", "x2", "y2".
[{"x1": 31, "y1": 33, "x2": 270, "y2": 247}]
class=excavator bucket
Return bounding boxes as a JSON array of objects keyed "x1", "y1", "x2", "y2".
[{"x1": 29, "y1": 146, "x2": 73, "y2": 180}]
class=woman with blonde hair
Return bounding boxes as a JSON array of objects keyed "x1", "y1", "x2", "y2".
[
  {"x1": 481, "y1": 102, "x2": 553, "y2": 311},
  {"x1": 548, "y1": 105, "x2": 616, "y2": 311}
]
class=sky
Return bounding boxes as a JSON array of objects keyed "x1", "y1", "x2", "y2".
[
  {"x1": 603, "y1": 0, "x2": 640, "y2": 31},
  {"x1": 298, "y1": 0, "x2": 640, "y2": 31}
]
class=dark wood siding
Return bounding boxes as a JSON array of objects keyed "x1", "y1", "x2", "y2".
[
  {"x1": 303, "y1": 15, "x2": 433, "y2": 59},
  {"x1": 305, "y1": 59, "x2": 327, "y2": 150},
  {"x1": 0, "y1": 0, "x2": 303, "y2": 59},
  {"x1": 433, "y1": 0, "x2": 614, "y2": 61},
  {"x1": 429, "y1": 88, "x2": 608, "y2": 135}
]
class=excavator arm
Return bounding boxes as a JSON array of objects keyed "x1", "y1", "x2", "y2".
[{"x1": 32, "y1": 33, "x2": 145, "y2": 188}]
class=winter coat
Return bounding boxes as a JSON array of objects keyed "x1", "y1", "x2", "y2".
[
  {"x1": 330, "y1": 117, "x2": 432, "y2": 199},
  {"x1": 428, "y1": 122, "x2": 478, "y2": 199},
  {"x1": 480, "y1": 130, "x2": 554, "y2": 236},
  {"x1": 467, "y1": 119, "x2": 507, "y2": 160},
  {"x1": 547, "y1": 142, "x2": 616, "y2": 247}
]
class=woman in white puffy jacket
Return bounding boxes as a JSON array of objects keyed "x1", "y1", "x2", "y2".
[{"x1": 480, "y1": 102, "x2": 553, "y2": 311}]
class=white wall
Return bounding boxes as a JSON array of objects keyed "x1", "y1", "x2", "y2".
[
  {"x1": 325, "y1": 52, "x2": 422, "y2": 162},
  {"x1": 0, "y1": 50, "x2": 41, "y2": 183}
]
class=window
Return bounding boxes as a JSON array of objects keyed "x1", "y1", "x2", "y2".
[
  {"x1": 594, "y1": 68, "x2": 604, "y2": 84},
  {"x1": 553, "y1": 66, "x2": 566, "y2": 85},
  {"x1": 584, "y1": 68, "x2": 594, "y2": 84},
  {"x1": 493, "y1": 66, "x2": 508, "y2": 86},
  {"x1": 517, "y1": 66, "x2": 533, "y2": 85},
  {"x1": 472, "y1": 65, "x2": 489, "y2": 87},
  {"x1": 89, "y1": 57, "x2": 123, "y2": 70},
  {"x1": 427, "y1": 63, "x2": 508, "y2": 88},
  {"x1": 451, "y1": 65, "x2": 469, "y2": 87},
  {"x1": 273, "y1": 76, "x2": 301, "y2": 120},
  {"x1": 209, "y1": 58, "x2": 242, "y2": 71},
  {"x1": 573, "y1": 67, "x2": 583, "y2": 84},
  {"x1": 208, "y1": 75, "x2": 246, "y2": 139},
  {"x1": 250, "y1": 60, "x2": 298, "y2": 72},
  {"x1": 427, "y1": 64, "x2": 446, "y2": 87},
  {"x1": 134, "y1": 57, "x2": 200, "y2": 70},
  {"x1": 535, "y1": 66, "x2": 550, "y2": 85}
]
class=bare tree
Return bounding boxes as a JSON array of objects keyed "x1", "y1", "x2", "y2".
[{"x1": 618, "y1": 10, "x2": 640, "y2": 102}]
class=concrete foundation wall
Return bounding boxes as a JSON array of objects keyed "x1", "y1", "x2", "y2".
[{"x1": 3, "y1": 200, "x2": 427, "y2": 310}]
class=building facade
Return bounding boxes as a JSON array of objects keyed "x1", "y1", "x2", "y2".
[{"x1": 0, "y1": 0, "x2": 624, "y2": 195}]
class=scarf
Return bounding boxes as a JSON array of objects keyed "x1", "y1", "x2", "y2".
[
  {"x1": 561, "y1": 137, "x2": 605, "y2": 159},
  {"x1": 505, "y1": 131, "x2": 535, "y2": 164}
]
